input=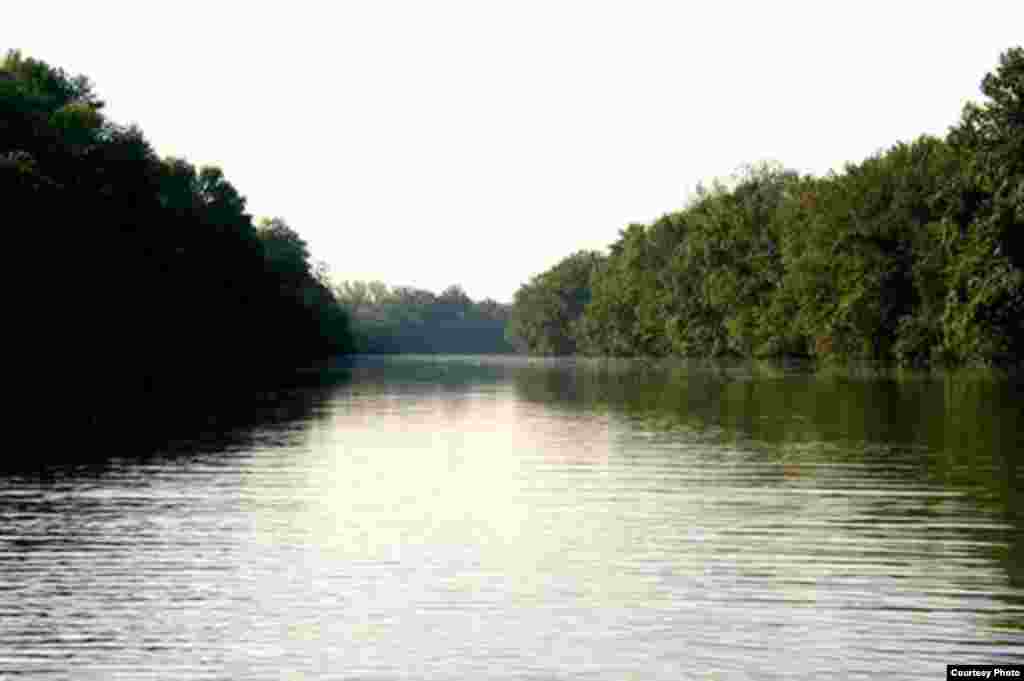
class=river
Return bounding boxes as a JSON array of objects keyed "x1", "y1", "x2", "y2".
[{"x1": 2, "y1": 355, "x2": 1023, "y2": 679}]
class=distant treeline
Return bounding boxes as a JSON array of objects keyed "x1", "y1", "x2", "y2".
[
  {"x1": 508, "y1": 47, "x2": 1024, "y2": 367},
  {"x1": 2, "y1": 50, "x2": 353, "y2": 432},
  {"x1": 334, "y1": 281, "x2": 515, "y2": 354}
]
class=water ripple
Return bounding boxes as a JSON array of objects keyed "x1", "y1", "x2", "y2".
[{"x1": 2, "y1": 359, "x2": 1023, "y2": 679}]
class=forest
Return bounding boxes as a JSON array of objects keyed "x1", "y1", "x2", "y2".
[
  {"x1": 2, "y1": 50, "x2": 354, "y2": 435},
  {"x1": 334, "y1": 281, "x2": 514, "y2": 354},
  {"x1": 7, "y1": 43, "x2": 1022, "y2": 442},
  {"x1": 508, "y1": 47, "x2": 1024, "y2": 367},
  {"x1": 2, "y1": 47, "x2": 516, "y2": 441}
]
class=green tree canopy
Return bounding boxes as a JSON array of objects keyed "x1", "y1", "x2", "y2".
[{"x1": 508, "y1": 46, "x2": 1022, "y2": 367}]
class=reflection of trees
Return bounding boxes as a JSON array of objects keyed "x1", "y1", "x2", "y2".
[
  {"x1": 512, "y1": 365, "x2": 599, "y2": 411},
  {"x1": 0, "y1": 367, "x2": 352, "y2": 663},
  {"x1": 21, "y1": 369, "x2": 353, "y2": 473},
  {"x1": 332, "y1": 356, "x2": 521, "y2": 423},
  {"x1": 512, "y1": 359, "x2": 1024, "y2": 626},
  {"x1": 339, "y1": 355, "x2": 512, "y2": 390}
]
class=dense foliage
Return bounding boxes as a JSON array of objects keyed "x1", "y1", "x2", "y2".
[
  {"x1": 507, "y1": 251, "x2": 604, "y2": 356},
  {"x1": 334, "y1": 281, "x2": 514, "y2": 353},
  {"x1": 3, "y1": 51, "x2": 353, "y2": 430},
  {"x1": 509, "y1": 47, "x2": 1024, "y2": 366}
]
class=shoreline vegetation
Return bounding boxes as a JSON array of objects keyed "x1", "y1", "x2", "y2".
[
  {"x1": 1, "y1": 49, "x2": 513, "y2": 447},
  {"x1": 333, "y1": 281, "x2": 515, "y2": 354},
  {"x1": 5, "y1": 47, "x2": 1020, "y2": 452},
  {"x1": 506, "y1": 47, "x2": 1023, "y2": 369},
  {"x1": 3, "y1": 49, "x2": 355, "y2": 441}
]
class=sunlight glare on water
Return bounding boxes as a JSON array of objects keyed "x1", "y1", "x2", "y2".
[{"x1": 2, "y1": 356, "x2": 1023, "y2": 679}]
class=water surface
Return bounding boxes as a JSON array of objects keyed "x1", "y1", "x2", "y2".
[{"x1": 3, "y1": 356, "x2": 1023, "y2": 679}]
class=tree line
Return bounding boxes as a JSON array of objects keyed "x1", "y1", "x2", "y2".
[
  {"x1": 334, "y1": 281, "x2": 514, "y2": 354},
  {"x1": 2, "y1": 50, "x2": 354, "y2": 434},
  {"x1": 508, "y1": 47, "x2": 1024, "y2": 367}
]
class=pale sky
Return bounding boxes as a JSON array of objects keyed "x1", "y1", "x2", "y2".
[{"x1": 6, "y1": 2, "x2": 1022, "y2": 302}]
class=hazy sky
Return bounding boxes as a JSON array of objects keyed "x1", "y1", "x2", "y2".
[{"x1": 7, "y1": 2, "x2": 1022, "y2": 301}]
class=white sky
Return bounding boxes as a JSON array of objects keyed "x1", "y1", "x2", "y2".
[{"x1": 6, "y1": 1, "x2": 1022, "y2": 302}]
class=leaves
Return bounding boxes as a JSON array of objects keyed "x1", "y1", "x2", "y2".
[
  {"x1": 508, "y1": 251, "x2": 604, "y2": 355},
  {"x1": 509, "y1": 47, "x2": 1023, "y2": 366},
  {"x1": 3, "y1": 50, "x2": 355, "y2": 415}
]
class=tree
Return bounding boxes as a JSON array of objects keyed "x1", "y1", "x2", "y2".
[
  {"x1": 940, "y1": 46, "x2": 1024, "y2": 363},
  {"x1": 2, "y1": 50, "x2": 356, "y2": 442},
  {"x1": 257, "y1": 217, "x2": 312, "y2": 285},
  {"x1": 508, "y1": 251, "x2": 604, "y2": 355},
  {"x1": 335, "y1": 280, "x2": 514, "y2": 354}
]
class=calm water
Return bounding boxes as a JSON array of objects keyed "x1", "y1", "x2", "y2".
[{"x1": 3, "y1": 356, "x2": 1024, "y2": 679}]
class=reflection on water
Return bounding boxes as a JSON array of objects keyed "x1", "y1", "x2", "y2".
[{"x1": 2, "y1": 356, "x2": 1023, "y2": 679}]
